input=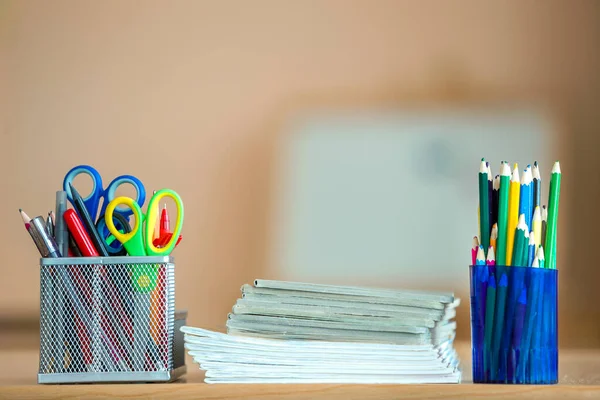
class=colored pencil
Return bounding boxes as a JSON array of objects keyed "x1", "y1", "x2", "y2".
[
  {"x1": 545, "y1": 162, "x2": 561, "y2": 269},
  {"x1": 491, "y1": 272, "x2": 508, "y2": 379},
  {"x1": 487, "y1": 163, "x2": 493, "y2": 238},
  {"x1": 532, "y1": 161, "x2": 541, "y2": 210},
  {"x1": 486, "y1": 246, "x2": 496, "y2": 266},
  {"x1": 476, "y1": 245, "x2": 486, "y2": 266},
  {"x1": 512, "y1": 287, "x2": 528, "y2": 349},
  {"x1": 479, "y1": 160, "x2": 491, "y2": 252},
  {"x1": 537, "y1": 246, "x2": 545, "y2": 270},
  {"x1": 541, "y1": 205, "x2": 548, "y2": 251},
  {"x1": 520, "y1": 267, "x2": 541, "y2": 376},
  {"x1": 492, "y1": 174, "x2": 500, "y2": 229},
  {"x1": 471, "y1": 236, "x2": 480, "y2": 265},
  {"x1": 527, "y1": 232, "x2": 536, "y2": 267},
  {"x1": 521, "y1": 225, "x2": 530, "y2": 268},
  {"x1": 490, "y1": 224, "x2": 498, "y2": 255},
  {"x1": 484, "y1": 272, "x2": 497, "y2": 378},
  {"x1": 496, "y1": 162, "x2": 511, "y2": 266},
  {"x1": 532, "y1": 206, "x2": 542, "y2": 252},
  {"x1": 519, "y1": 166, "x2": 533, "y2": 230},
  {"x1": 505, "y1": 164, "x2": 520, "y2": 265},
  {"x1": 532, "y1": 256, "x2": 539, "y2": 268},
  {"x1": 511, "y1": 214, "x2": 527, "y2": 267}
]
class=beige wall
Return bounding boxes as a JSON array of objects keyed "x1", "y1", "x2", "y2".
[{"x1": 1, "y1": 0, "x2": 599, "y2": 346}]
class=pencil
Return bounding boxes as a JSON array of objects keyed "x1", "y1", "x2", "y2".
[
  {"x1": 532, "y1": 206, "x2": 542, "y2": 252},
  {"x1": 520, "y1": 271, "x2": 540, "y2": 377},
  {"x1": 486, "y1": 245, "x2": 496, "y2": 266},
  {"x1": 537, "y1": 246, "x2": 545, "y2": 270},
  {"x1": 496, "y1": 162, "x2": 511, "y2": 266},
  {"x1": 492, "y1": 175, "x2": 500, "y2": 230},
  {"x1": 545, "y1": 162, "x2": 561, "y2": 269},
  {"x1": 487, "y1": 163, "x2": 493, "y2": 236},
  {"x1": 484, "y1": 271, "x2": 496, "y2": 378},
  {"x1": 511, "y1": 287, "x2": 528, "y2": 349},
  {"x1": 479, "y1": 159, "x2": 491, "y2": 252},
  {"x1": 541, "y1": 205, "x2": 548, "y2": 251},
  {"x1": 533, "y1": 161, "x2": 541, "y2": 210},
  {"x1": 491, "y1": 272, "x2": 508, "y2": 380},
  {"x1": 506, "y1": 164, "x2": 520, "y2": 265},
  {"x1": 527, "y1": 231, "x2": 536, "y2": 267},
  {"x1": 471, "y1": 236, "x2": 480, "y2": 265},
  {"x1": 519, "y1": 166, "x2": 533, "y2": 230},
  {"x1": 511, "y1": 214, "x2": 527, "y2": 267},
  {"x1": 490, "y1": 224, "x2": 498, "y2": 256},
  {"x1": 476, "y1": 245, "x2": 486, "y2": 266}
]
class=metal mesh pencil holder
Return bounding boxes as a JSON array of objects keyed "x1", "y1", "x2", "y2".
[
  {"x1": 470, "y1": 265, "x2": 558, "y2": 384},
  {"x1": 38, "y1": 256, "x2": 186, "y2": 384}
]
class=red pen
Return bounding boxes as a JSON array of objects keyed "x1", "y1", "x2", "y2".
[
  {"x1": 64, "y1": 210, "x2": 99, "y2": 257},
  {"x1": 160, "y1": 204, "x2": 170, "y2": 237}
]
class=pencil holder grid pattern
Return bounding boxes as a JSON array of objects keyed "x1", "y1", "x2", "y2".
[
  {"x1": 469, "y1": 265, "x2": 558, "y2": 384},
  {"x1": 38, "y1": 256, "x2": 182, "y2": 383}
]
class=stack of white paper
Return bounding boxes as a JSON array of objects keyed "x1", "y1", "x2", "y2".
[{"x1": 182, "y1": 279, "x2": 461, "y2": 384}]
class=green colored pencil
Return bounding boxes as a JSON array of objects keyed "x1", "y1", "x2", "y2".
[
  {"x1": 511, "y1": 214, "x2": 527, "y2": 267},
  {"x1": 491, "y1": 272, "x2": 508, "y2": 379},
  {"x1": 479, "y1": 159, "x2": 490, "y2": 251},
  {"x1": 496, "y1": 162, "x2": 511, "y2": 265},
  {"x1": 537, "y1": 246, "x2": 545, "y2": 269},
  {"x1": 545, "y1": 162, "x2": 561, "y2": 269},
  {"x1": 484, "y1": 272, "x2": 497, "y2": 375}
]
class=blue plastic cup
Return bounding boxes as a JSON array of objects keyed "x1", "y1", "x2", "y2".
[{"x1": 470, "y1": 265, "x2": 558, "y2": 384}]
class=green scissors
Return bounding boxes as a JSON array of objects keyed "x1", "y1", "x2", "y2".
[
  {"x1": 105, "y1": 189, "x2": 184, "y2": 293},
  {"x1": 105, "y1": 189, "x2": 184, "y2": 370}
]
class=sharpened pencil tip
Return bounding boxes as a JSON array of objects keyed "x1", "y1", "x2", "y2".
[
  {"x1": 552, "y1": 161, "x2": 561, "y2": 174},
  {"x1": 18, "y1": 208, "x2": 22, "y2": 212}
]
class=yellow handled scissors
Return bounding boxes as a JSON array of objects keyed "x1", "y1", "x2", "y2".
[{"x1": 105, "y1": 189, "x2": 184, "y2": 292}]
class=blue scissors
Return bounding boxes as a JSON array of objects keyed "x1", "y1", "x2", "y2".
[{"x1": 63, "y1": 165, "x2": 146, "y2": 223}]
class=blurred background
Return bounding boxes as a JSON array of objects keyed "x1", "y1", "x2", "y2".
[{"x1": 1, "y1": 0, "x2": 599, "y2": 350}]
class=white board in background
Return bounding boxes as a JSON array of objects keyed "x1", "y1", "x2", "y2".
[{"x1": 269, "y1": 109, "x2": 554, "y2": 289}]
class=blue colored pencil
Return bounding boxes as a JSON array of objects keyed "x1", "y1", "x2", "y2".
[
  {"x1": 527, "y1": 232, "x2": 536, "y2": 267},
  {"x1": 511, "y1": 287, "x2": 528, "y2": 382},
  {"x1": 519, "y1": 166, "x2": 533, "y2": 231}
]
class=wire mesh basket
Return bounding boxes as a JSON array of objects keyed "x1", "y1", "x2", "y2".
[{"x1": 38, "y1": 256, "x2": 186, "y2": 384}]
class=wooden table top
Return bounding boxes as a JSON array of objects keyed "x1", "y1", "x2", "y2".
[{"x1": 0, "y1": 342, "x2": 599, "y2": 399}]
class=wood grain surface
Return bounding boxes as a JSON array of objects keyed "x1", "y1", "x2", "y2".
[{"x1": 0, "y1": 342, "x2": 599, "y2": 399}]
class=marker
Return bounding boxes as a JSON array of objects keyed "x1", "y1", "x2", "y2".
[
  {"x1": 64, "y1": 210, "x2": 100, "y2": 257},
  {"x1": 55, "y1": 191, "x2": 70, "y2": 257}
]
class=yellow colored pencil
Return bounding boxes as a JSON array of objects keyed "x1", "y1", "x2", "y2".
[
  {"x1": 532, "y1": 206, "x2": 542, "y2": 252},
  {"x1": 490, "y1": 223, "x2": 498, "y2": 255},
  {"x1": 505, "y1": 163, "x2": 520, "y2": 265}
]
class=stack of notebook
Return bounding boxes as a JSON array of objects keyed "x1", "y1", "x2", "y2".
[{"x1": 182, "y1": 279, "x2": 461, "y2": 383}]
